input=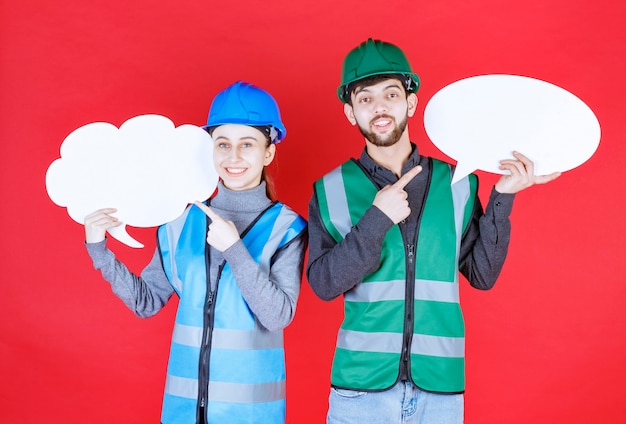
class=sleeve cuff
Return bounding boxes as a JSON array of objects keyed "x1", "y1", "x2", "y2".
[
  {"x1": 359, "y1": 206, "x2": 395, "y2": 237},
  {"x1": 84, "y1": 238, "x2": 113, "y2": 269},
  {"x1": 488, "y1": 187, "x2": 515, "y2": 217},
  {"x1": 222, "y1": 239, "x2": 249, "y2": 263}
]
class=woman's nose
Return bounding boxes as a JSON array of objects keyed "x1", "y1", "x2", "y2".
[{"x1": 227, "y1": 148, "x2": 242, "y2": 160}]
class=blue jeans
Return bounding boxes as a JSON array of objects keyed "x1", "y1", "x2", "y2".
[{"x1": 327, "y1": 381, "x2": 464, "y2": 424}]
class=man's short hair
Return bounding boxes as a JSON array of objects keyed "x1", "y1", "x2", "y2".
[{"x1": 344, "y1": 74, "x2": 412, "y2": 106}]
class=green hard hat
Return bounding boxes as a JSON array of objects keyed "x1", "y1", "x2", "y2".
[{"x1": 338, "y1": 38, "x2": 420, "y2": 103}]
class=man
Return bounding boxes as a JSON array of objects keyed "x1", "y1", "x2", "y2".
[{"x1": 306, "y1": 38, "x2": 560, "y2": 423}]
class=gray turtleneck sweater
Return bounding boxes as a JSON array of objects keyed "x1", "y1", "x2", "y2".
[{"x1": 85, "y1": 181, "x2": 307, "y2": 332}]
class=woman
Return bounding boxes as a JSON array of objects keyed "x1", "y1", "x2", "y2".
[{"x1": 84, "y1": 81, "x2": 307, "y2": 424}]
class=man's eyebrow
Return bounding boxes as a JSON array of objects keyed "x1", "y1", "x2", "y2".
[
  {"x1": 353, "y1": 86, "x2": 371, "y2": 96},
  {"x1": 354, "y1": 82, "x2": 403, "y2": 96}
]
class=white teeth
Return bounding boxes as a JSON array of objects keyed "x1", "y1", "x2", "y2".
[
  {"x1": 374, "y1": 120, "x2": 390, "y2": 127},
  {"x1": 226, "y1": 168, "x2": 245, "y2": 174}
]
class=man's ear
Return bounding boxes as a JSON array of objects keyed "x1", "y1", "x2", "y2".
[
  {"x1": 344, "y1": 103, "x2": 357, "y2": 126},
  {"x1": 407, "y1": 93, "x2": 418, "y2": 118}
]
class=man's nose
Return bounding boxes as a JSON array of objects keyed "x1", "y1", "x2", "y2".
[{"x1": 372, "y1": 97, "x2": 388, "y2": 114}]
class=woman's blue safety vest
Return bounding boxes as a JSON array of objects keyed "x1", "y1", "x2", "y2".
[{"x1": 157, "y1": 201, "x2": 306, "y2": 424}]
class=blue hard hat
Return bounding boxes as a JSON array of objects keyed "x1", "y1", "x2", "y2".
[{"x1": 204, "y1": 81, "x2": 286, "y2": 143}]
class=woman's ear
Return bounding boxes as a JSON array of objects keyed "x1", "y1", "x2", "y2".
[{"x1": 264, "y1": 143, "x2": 276, "y2": 166}]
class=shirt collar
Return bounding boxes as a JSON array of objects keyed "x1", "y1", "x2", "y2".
[{"x1": 358, "y1": 142, "x2": 421, "y2": 177}]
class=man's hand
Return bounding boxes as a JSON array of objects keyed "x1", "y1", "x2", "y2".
[
  {"x1": 194, "y1": 202, "x2": 240, "y2": 252},
  {"x1": 84, "y1": 208, "x2": 121, "y2": 243},
  {"x1": 495, "y1": 151, "x2": 561, "y2": 194},
  {"x1": 373, "y1": 165, "x2": 422, "y2": 224}
]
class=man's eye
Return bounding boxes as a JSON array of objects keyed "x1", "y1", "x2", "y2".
[{"x1": 358, "y1": 97, "x2": 370, "y2": 103}]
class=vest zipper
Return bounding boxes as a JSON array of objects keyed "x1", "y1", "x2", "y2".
[
  {"x1": 401, "y1": 242, "x2": 416, "y2": 376},
  {"x1": 400, "y1": 160, "x2": 430, "y2": 383},
  {"x1": 197, "y1": 263, "x2": 223, "y2": 424},
  {"x1": 196, "y1": 203, "x2": 279, "y2": 422}
]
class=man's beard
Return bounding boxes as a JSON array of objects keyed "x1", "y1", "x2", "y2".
[{"x1": 357, "y1": 114, "x2": 408, "y2": 147}]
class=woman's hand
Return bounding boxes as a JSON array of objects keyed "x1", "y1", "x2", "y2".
[
  {"x1": 84, "y1": 208, "x2": 121, "y2": 243},
  {"x1": 194, "y1": 202, "x2": 240, "y2": 252}
]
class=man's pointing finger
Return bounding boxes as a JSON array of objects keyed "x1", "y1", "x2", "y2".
[{"x1": 392, "y1": 165, "x2": 422, "y2": 189}]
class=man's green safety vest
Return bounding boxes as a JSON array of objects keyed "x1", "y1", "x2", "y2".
[{"x1": 314, "y1": 158, "x2": 477, "y2": 393}]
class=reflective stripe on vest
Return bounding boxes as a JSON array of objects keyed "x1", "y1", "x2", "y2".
[
  {"x1": 314, "y1": 158, "x2": 476, "y2": 393},
  {"x1": 158, "y1": 202, "x2": 306, "y2": 424}
]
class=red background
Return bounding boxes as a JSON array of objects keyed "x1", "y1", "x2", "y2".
[{"x1": 2, "y1": 0, "x2": 625, "y2": 422}]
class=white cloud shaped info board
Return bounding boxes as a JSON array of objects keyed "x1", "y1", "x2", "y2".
[
  {"x1": 46, "y1": 114, "x2": 218, "y2": 248},
  {"x1": 423, "y1": 74, "x2": 601, "y2": 184}
]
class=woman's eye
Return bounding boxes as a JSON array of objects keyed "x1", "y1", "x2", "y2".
[{"x1": 218, "y1": 143, "x2": 229, "y2": 149}]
